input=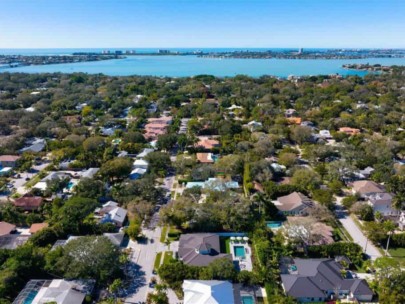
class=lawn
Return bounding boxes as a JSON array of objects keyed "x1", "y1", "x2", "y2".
[
  {"x1": 154, "y1": 252, "x2": 163, "y2": 271},
  {"x1": 162, "y1": 251, "x2": 174, "y2": 265},
  {"x1": 219, "y1": 237, "x2": 231, "y2": 254},
  {"x1": 388, "y1": 247, "x2": 405, "y2": 266},
  {"x1": 160, "y1": 226, "x2": 168, "y2": 243}
]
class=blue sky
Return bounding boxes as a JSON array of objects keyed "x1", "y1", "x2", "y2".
[{"x1": 1, "y1": 0, "x2": 404, "y2": 48}]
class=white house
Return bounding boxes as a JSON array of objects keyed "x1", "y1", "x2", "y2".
[
  {"x1": 367, "y1": 193, "x2": 400, "y2": 216},
  {"x1": 129, "y1": 168, "x2": 147, "y2": 180},
  {"x1": 319, "y1": 130, "x2": 332, "y2": 139},
  {"x1": 94, "y1": 201, "x2": 127, "y2": 227},
  {"x1": 182, "y1": 280, "x2": 235, "y2": 304},
  {"x1": 133, "y1": 159, "x2": 149, "y2": 170}
]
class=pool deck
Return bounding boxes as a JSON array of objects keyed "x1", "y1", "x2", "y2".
[{"x1": 230, "y1": 241, "x2": 253, "y2": 271}]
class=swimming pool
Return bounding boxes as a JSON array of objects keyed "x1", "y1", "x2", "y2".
[
  {"x1": 266, "y1": 221, "x2": 283, "y2": 229},
  {"x1": 241, "y1": 295, "x2": 255, "y2": 304},
  {"x1": 66, "y1": 181, "x2": 75, "y2": 190},
  {"x1": 23, "y1": 290, "x2": 38, "y2": 304},
  {"x1": 234, "y1": 246, "x2": 246, "y2": 258}
]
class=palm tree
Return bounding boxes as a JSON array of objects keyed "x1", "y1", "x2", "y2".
[{"x1": 383, "y1": 220, "x2": 396, "y2": 255}]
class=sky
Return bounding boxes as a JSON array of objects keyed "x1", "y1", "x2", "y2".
[{"x1": 1, "y1": 0, "x2": 405, "y2": 48}]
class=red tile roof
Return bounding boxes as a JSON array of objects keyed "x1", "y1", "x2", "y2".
[
  {"x1": 29, "y1": 223, "x2": 49, "y2": 234},
  {"x1": 0, "y1": 222, "x2": 16, "y2": 236},
  {"x1": 0, "y1": 155, "x2": 21, "y2": 162},
  {"x1": 13, "y1": 196, "x2": 44, "y2": 211}
]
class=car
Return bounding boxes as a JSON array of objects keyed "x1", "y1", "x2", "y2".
[{"x1": 149, "y1": 277, "x2": 157, "y2": 288}]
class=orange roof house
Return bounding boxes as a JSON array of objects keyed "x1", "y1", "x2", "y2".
[
  {"x1": 29, "y1": 223, "x2": 49, "y2": 234},
  {"x1": 195, "y1": 138, "x2": 221, "y2": 150},
  {"x1": 13, "y1": 196, "x2": 44, "y2": 211},
  {"x1": 339, "y1": 127, "x2": 361, "y2": 135},
  {"x1": 196, "y1": 153, "x2": 214, "y2": 163},
  {"x1": 287, "y1": 117, "x2": 302, "y2": 125}
]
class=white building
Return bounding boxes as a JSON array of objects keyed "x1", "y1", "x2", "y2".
[
  {"x1": 182, "y1": 280, "x2": 235, "y2": 304},
  {"x1": 133, "y1": 159, "x2": 149, "y2": 170},
  {"x1": 367, "y1": 193, "x2": 399, "y2": 216}
]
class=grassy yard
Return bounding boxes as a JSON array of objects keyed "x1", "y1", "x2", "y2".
[
  {"x1": 162, "y1": 251, "x2": 174, "y2": 265},
  {"x1": 160, "y1": 226, "x2": 168, "y2": 243},
  {"x1": 388, "y1": 247, "x2": 405, "y2": 266},
  {"x1": 24, "y1": 174, "x2": 42, "y2": 188},
  {"x1": 153, "y1": 252, "x2": 163, "y2": 271},
  {"x1": 219, "y1": 237, "x2": 231, "y2": 254}
]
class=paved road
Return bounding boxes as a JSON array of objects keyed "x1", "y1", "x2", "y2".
[
  {"x1": 124, "y1": 227, "x2": 165, "y2": 304},
  {"x1": 335, "y1": 197, "x2": 382, "y2": 260}
]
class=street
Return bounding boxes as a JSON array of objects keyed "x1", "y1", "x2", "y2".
[
  {"x1": 124, "y1": 227, "x2": 165, "y2": 304},
  {"x1": 335, "y1": 196, "x2": 382, "y2": 260}
]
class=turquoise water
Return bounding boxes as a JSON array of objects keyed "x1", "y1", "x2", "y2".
[
  {"x1": 66, "y1": 182, "x2": 74, "y2": 190},
  {"x1": 241, "y1": 295, "x2": 255, "y2": 304},
  {"x1": 266, "y1": 221, "x2": 283, "y2": 229},
  {"x1": 23, "y1": 290, "x2": 38, "y2": 304},
  {"x1": 2, "y1": 54, "x2": 405, "y2": 77},
  {"x1": 234, "y1": 246, "x2": 246, "y2": 258}
]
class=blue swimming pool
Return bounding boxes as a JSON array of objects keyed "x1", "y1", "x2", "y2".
[
  {"x1": 234, "y1": 246, "x2": 246, "y2": 258},
  {"x1": 66, "y1": 181, "x2": 75, "y2": 190},
  {"x1": 266, "y1": 221, "x2": 283, "y2": 229},
  {"x1": 23, "y1": 290, "x2": 38, "y2": 304},
  {"x1": 241, "y1": 295, "x2": 255, "y2": 304}
]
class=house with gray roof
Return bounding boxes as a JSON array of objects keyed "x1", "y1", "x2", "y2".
[
  {"x1": 367, "y1": 192, "x2": 399, "y2": 216},
  {"x1": 280, "y1": 258, "x2": 373, "y2": 303},
  {"x1": 178, "y1": 234, "x2": 232, "y2": 267}
]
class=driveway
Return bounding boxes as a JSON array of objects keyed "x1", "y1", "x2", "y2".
[
  {"x1": 124, "y1": 227, "x2": 166, "y2": 304},
  {"x1": 335, "y1": 196, "x2": 382, "y2": 260}
]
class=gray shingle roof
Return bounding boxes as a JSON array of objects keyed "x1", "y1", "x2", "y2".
[
  {"x1": 178, "y1": 234, "x2": 232, "y2": 267},
  {"x1": 280, "y1": 258, "x2": 373, "y2": 299}
]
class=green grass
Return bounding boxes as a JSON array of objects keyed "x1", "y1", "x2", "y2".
[
  {"x1": 167, "y1": 227, "x2": 181, "y2": 241},
  {"x1": 154, "y1": 252, "x2": 163, "y2": 271},
  {"x1": 388, "y1": 247, "x2": 405, "y2": 267},
  {"x1": 163, "y1": 251, "x2": 174, "y2": 265},
  {"x1": 160, "y1": 226, "x2": 168, "y2": 243},
  {"x1": 219, "y1": 237, "x2": 231, "y2": 254},
  {"x1": 24, "y1": 174, "x2": 41, "y2": 188}
]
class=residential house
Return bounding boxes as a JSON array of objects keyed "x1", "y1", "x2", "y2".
[
  {"x1": 94, "y1": 201, "x2": 127, "y2": 227},
  {"x1": 133, "y1": 159, "x2": 149, "y2": 170},
  {"x1": 196, "y1": 153, "x2": 215, "y2": 164},
  {"x1": 0, "y1": 222, "x2": 29, "y2": 249},
  {"x1": 280, "y1": 258, "x2": 373, "y2": 302},
  {"x1": 285, "y1": 108, "x2": 297, "y2": 117},
  {"x1": 0, "y1": 221, "x2": 16, "y2": 236},
  {"x1": 0, "y1": 155, "x2": 21, "y2": 168},
  {"x1": 287, "y1": 117, "x2": 302, "y2": 125},
  {"x1": 29, "y1": 223, "x2": 49, "y2": 234},
  {"x1": 13, "y1": 279, "x2": 95, "y2": 304},
  {"x1": 81, "y1": 168, "x2": 100, "y2": 179},
  {"x1": 13, "y1": 196, "x2": 44, "y2": 211},
  {"x1": 178, "y1": 233, "x2": 232, "y2": 267},
  {"x1": 182, "y1": 280, "x2": 236, "y2": 304},
  {"x1": 356, "y1": 167, "x2": 375, "y2": 179},
  {"x1": 0, "y1": 167, "x2": 12, "y2": 177},
  {"x1": 144, "y1": 116, "x2": 172, "y2": 140},
  {"x1": 351, "y1": 180, "x2": 385, "y2": 198},
  {"x1": 274, "y1": 192, "x2": 313, "y2": 215},
  {"x1": 195, "y1": 137, "x2": 221, "y2": 150},
  {"x1": 129, "y1": 168, "x2": 147, "y2": 180},
  {"x1": 19, "y1": 138, "x2": 46, "y2": 154},
  {"x1": 179, "y1": 118, "x2": 190, "y2": 134},
  {"x1": 243, "y1": 120, "x2": 263, "y2": 132},
  {"x1": 186, "y1": 178, "x2": 239, "y2": 192},
  {"x1": 33, "y1": 172, "x2": 71, "y2": 191},
  {"x1": 339, "y1": 127, "x2": 361, "y2": 136},
  {"x1": 367, "y1": 193, "x2": 399, "y2": 216},
  {"x1": 136, "y1": 148, "x2": 155, "y2": 158},
  {"x1": 319, "y1": 130, "x2": 332, "y2": 139}
]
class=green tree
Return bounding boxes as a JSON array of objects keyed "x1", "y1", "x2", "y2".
[
  {"x1": 208, "y1": 257, "x2": 237, "y2": 281},
  {"x1": 100, "y1": 157, "x2": 133, "y2": 182},
  {"x1": 47, "y1": 236, "x2": 121, "y2": 284}
]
